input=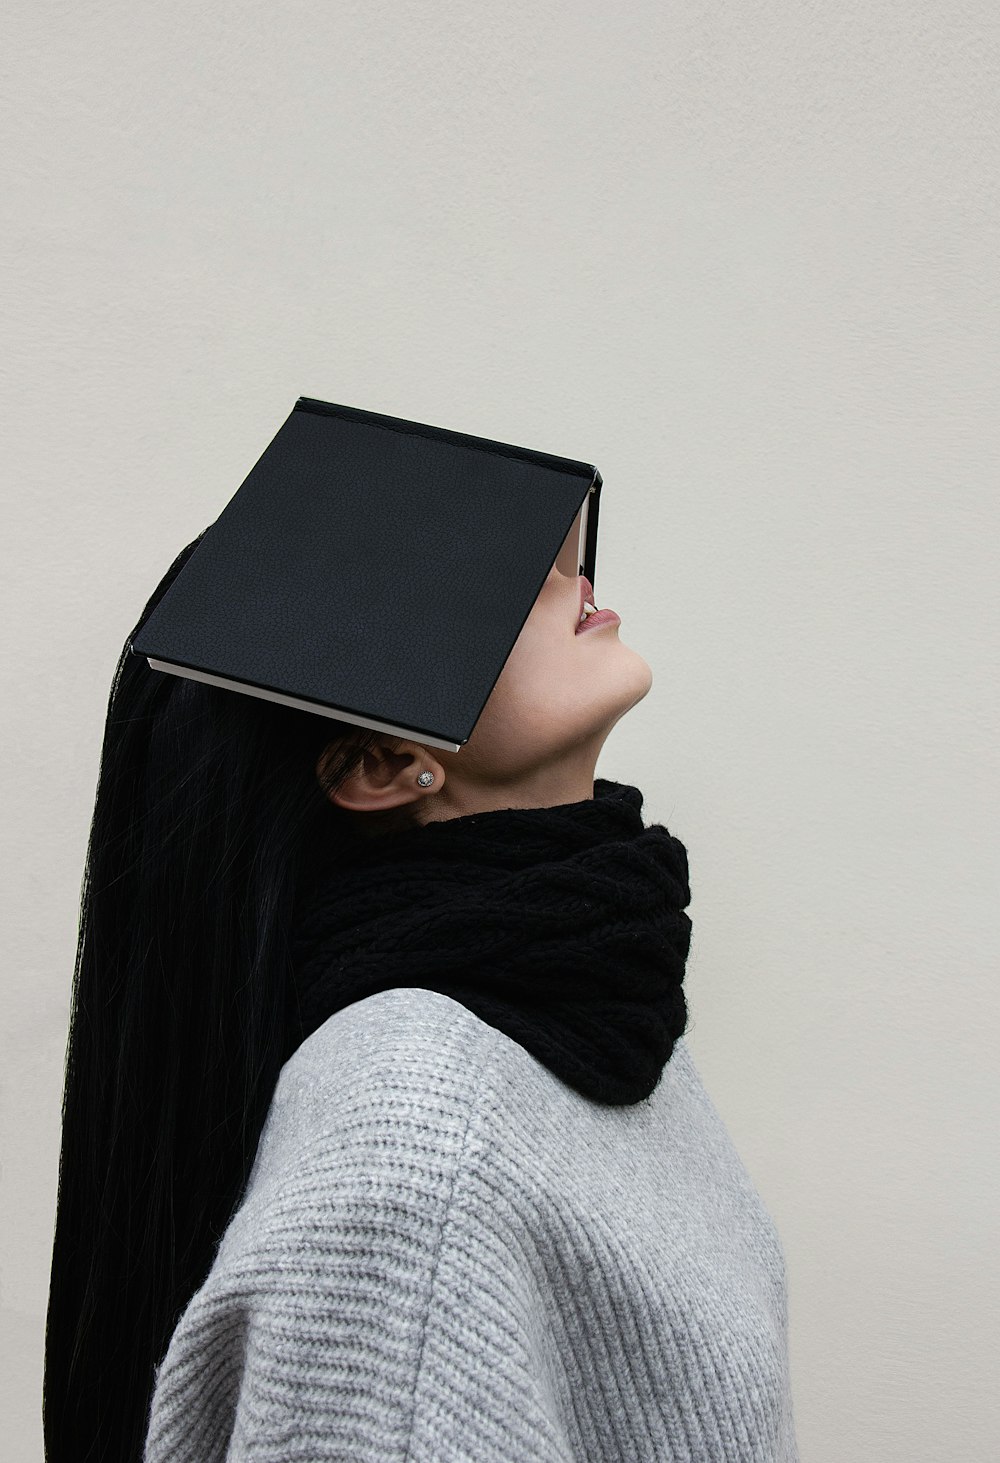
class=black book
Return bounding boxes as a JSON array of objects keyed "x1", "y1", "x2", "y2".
[{"x1": 130, "y1": 397, "x2": 603, "y2": 752}]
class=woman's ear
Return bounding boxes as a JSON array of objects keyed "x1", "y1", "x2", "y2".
[{"x1": 325, "y1": 739, "x2": 444, "y2": 816}]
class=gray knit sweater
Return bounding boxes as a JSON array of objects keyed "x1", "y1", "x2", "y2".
[{"x1": 143, "y1": 986, "x2": 799, "y2": 1461}]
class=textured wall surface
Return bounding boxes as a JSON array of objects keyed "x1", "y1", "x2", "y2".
[{"x1": 3, "y1": 2, "x2": 998, "y2": 1459}]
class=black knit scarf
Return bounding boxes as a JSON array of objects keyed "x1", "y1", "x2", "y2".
[{"x1": 285, "y1": 778, "x2": 692, "y2": 1105}]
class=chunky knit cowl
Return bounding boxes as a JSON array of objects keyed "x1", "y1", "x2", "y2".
[{"x1": 285, "y1": 777, "x2": 693, "y2": 1105}]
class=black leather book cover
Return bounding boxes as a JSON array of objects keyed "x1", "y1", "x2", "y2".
[{"x1": 130, "y1": 397, "x2": 602, "y2": 751}]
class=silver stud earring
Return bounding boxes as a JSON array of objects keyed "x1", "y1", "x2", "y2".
[{"x1": 417, "y1": 771, "x2": 435, "y2": 787}]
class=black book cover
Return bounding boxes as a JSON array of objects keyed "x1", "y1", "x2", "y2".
[{"x1": 131, "y1": 397, "x2": 602, "y2": 751}]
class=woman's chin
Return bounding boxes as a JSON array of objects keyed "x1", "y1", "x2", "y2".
[{"x1": 619, "y1": 643, "x2": 654, "y2": 699}]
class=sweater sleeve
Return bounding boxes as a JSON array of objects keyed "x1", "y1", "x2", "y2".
[{"x1": 143, "y1": 1059, "x2": 574, "y2": 1463}]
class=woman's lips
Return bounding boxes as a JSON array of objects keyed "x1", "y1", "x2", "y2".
[
  {"x1": 576, "y1": 607, "x2": 621, "y2": 634},
  {"x1": 574, "y1": 575, "x2": 621, "y2": 633}
]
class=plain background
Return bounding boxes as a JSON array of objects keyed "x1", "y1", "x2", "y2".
[{"x1": 3, "y1": 2, "x2": 998, "y2": 1459}]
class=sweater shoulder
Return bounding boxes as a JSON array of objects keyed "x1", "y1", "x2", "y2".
[
  {"x1": 244, "y1": 985, "x2": 706, "y2": 1211},
  {"x1": 223, "y1": 988, "x2": 502, "y2": 1241},
  {"x1": 213, "y1": 984, "x2": 729, "y2": 1287}
]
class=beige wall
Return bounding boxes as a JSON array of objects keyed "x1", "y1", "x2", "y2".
[{"x1": 4, "y1": 2, "x2": 998, "y2": 1458}]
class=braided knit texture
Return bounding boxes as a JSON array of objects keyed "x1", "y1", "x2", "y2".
[
  {"x1": 144, "y1": 987, "x2": 799, "y2": 1462},
  {"x1": 286, "y1": 777, "x2": 692, "y2": 1105}
]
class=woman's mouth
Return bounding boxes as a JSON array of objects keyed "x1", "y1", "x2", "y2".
[{"x1": 576, "y1": 607, "x2": 622, "y2": 634}]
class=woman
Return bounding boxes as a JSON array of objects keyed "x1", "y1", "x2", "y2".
[{"x1": 43, "y1": 531, "x2": 799, "y2": 1462}]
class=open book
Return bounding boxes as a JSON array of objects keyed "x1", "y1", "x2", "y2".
[{"x1": 131, "y1": 396, "x2": 602, "y2": 751}]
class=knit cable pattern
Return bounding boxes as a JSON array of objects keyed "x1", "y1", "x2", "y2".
[{"x1": 287, "y1": 778, "x2": 692, "y2": 1105}]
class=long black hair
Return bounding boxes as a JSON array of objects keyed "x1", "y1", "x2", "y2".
[{"x1": 42, "y1": 530, "x2": 398, "y2": 1462}]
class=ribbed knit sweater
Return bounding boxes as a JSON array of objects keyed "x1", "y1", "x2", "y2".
[{"x1": 143, "y1": 986, "x2": 799, "y2": 1462}]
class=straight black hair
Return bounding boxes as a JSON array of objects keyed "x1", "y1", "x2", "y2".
[{"x1": 42, "y1": 531, "x2": 401, "y2": 1462}]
